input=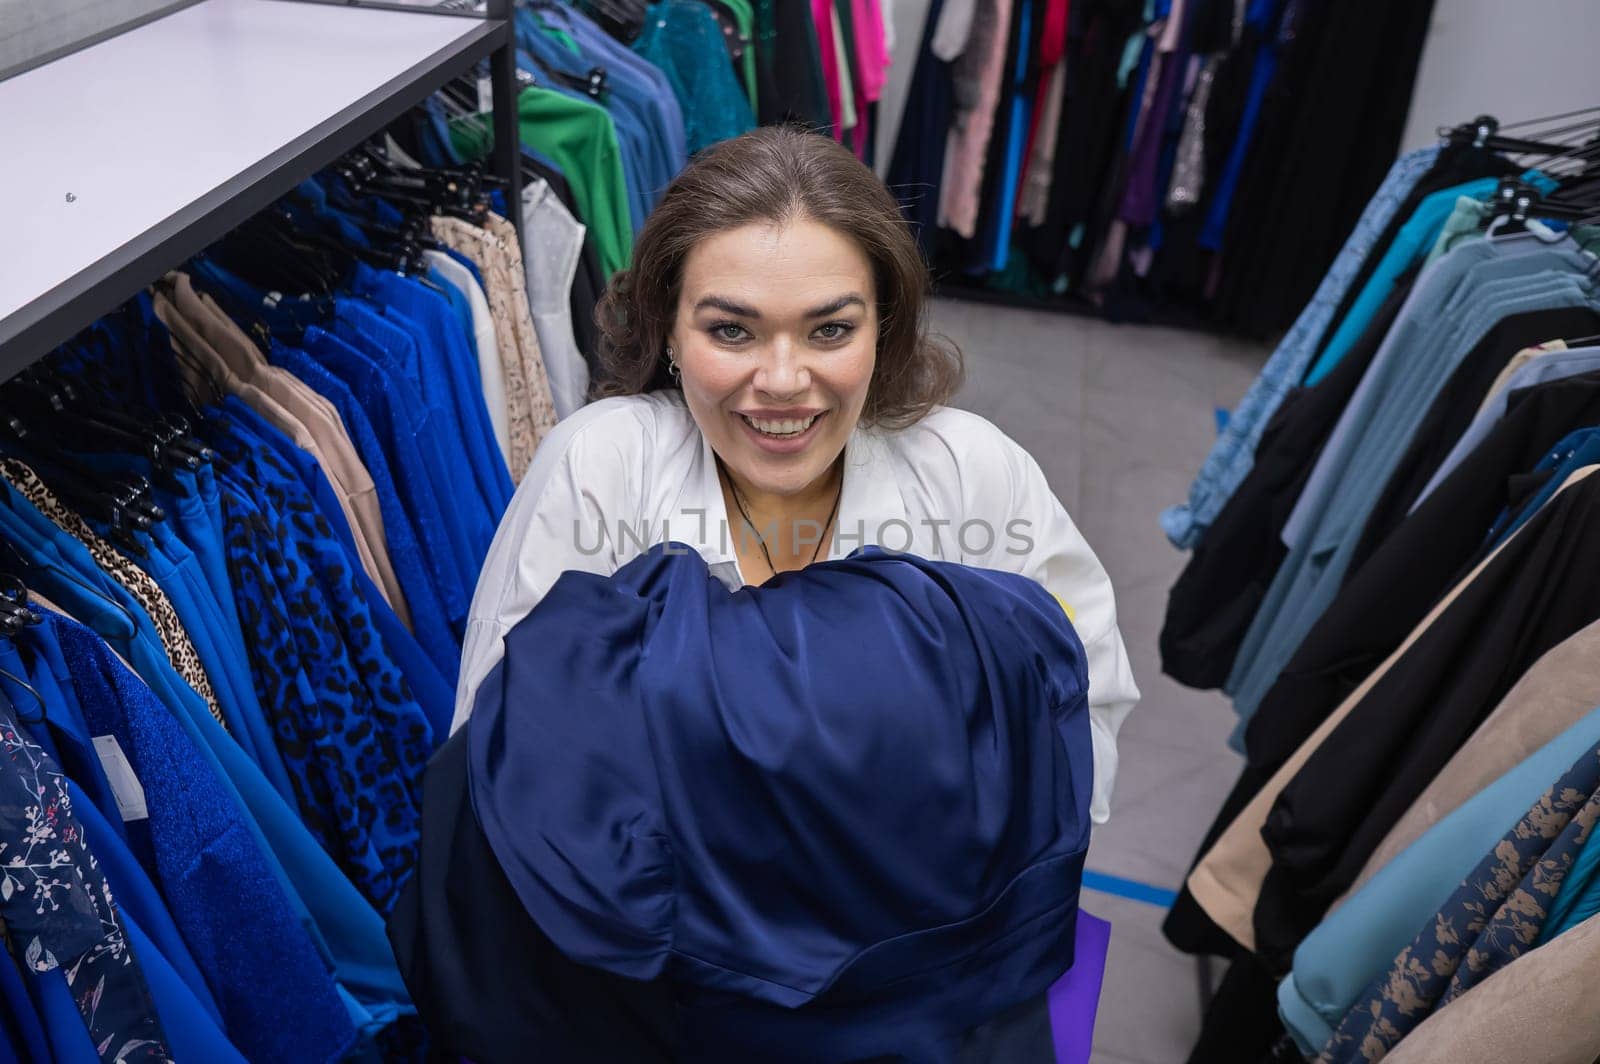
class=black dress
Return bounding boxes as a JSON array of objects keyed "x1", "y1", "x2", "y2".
[{"x1": 1255, "y1": 466, "x2": 1600, "y2": 960}]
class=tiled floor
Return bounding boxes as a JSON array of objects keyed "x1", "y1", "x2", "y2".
[{"x1": 935, "y1": 297, "x2": 1267, "y2": 1064}]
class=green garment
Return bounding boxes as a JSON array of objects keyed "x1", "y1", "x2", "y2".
[
  {"x1": 1423, "y1": 196, "x2": 1489, "y2": 269},
  {"x1": 451, "y1": 87, "x2": 633, "y2": 278},
  {"x1": 718, "y1": 0, "x2": 759, "y2": 111}
]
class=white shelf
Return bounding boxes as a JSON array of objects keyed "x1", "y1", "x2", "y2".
[{"x1": 0, "y1": 0, "x2": 507, "y2": 369}]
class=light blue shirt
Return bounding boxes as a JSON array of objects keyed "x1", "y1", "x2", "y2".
[
  {"x1": 1226, "y1": 245, "x2": 1600, "y2": 727},
  {"x1": 1160, "y1": 147, "x2": 1440, "y2": 550}
]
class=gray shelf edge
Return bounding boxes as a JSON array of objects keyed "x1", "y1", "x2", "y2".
[{"x1": 0, "y1": 15, "x2": 511, "y2": 378}]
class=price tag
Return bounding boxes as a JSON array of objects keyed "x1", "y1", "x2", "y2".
[{"x1": 92, "y1": 735, "x2": 149, "y2": 822}]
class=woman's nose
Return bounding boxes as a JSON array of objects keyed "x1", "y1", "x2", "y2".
[{"x1": 753, "y1": 338, "x2": 810, "y2": 397}]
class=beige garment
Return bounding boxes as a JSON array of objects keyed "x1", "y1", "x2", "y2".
[
  {"x1": 155, "y1": 281, "x2": 409, "y2": 630},
  {"x1": 1187, "y1": 466, "x2": 1600, "y2": 950},
  {"x1": 164, "y1": 275, "x2": 411, "y2": 627},
  {"x1": 433, "y1": 216, "x2": 557, "y2": 480},
  {"x1": 1474, "y1": 339, "x2": 1568, "y2": 417},
  {"x1": 938, "y1": 0, "x2": 1010, "y2": 238},
  {"x1": 1020, "y1": 63, "x2": 1067, "y2": 226},
  {"x1": 483, "y1": 213, "x2": 559, "y2": 447},
  {"x1": 1337, "y1": 613, "x2": 1600, "y2": 909},
  {"x1": 1381, "y1": 910, "x2": 1600, "y2": 1064}
]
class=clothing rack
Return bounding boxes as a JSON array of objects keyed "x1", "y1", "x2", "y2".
[{"x1": 0, "y1": 0, "x2": 524, "y2": 377}]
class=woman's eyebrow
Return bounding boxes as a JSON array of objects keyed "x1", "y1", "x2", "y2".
[
  {"x1": 691, "y1": 294, "x2": 869, "y2": 318},
  {"x1": 805, "y1": 294, "x2": 868, "y2": 317},
  {"x1": 693, "y1": 295, "x2": 761, "y2": 317}
]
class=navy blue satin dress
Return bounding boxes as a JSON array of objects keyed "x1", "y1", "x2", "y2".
[{"x1": 403, "y1": 544, "x2": 1095, "y2": 1062}]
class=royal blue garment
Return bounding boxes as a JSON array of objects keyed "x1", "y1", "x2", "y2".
[
  {"x1": 350, "y1": 264, "x2": 512, "y2": 524},
  {"x1": 988, "y1": 0, "x2": 1033, "y2": 273},
  {"x1": 0, "y1": 475, "x2": 219, "y2": 751},
  {"x1": 1198, "y1": 0, "x2": 1290, "y2": 251},
  {"x1": 55, "y1": 449, "x2": 276, "y2": 791},
  {"x1": 1490, "y1": 426, "x2": 1600, "y2": 546},
  {"x1": 272, "y1": 335, "x2": 462, "y2": 682},
  {"x1": 337, "y1": 291, "x2": 493, "y2": 590},
  {"x1": 5, "y1": 475, "x2": 412, "y2": 1037},
  {"x1": 207, "y1": 428, "x2": 429, "y2": 916},
  {"x1": 67, "y1": 778, "x2": 222, "y2": 1028},
  {"x1": 118, "y1": 907, "x2": 248, "y2": 1063},
  {"x1": 56, "y1": 450, "x2": 299, "y2": 811},
  {"x1": 428, "y1": 262, "x2": 483, "y2": 364},
  {"x1": 323, "y1": 307, "x2": 475, "y2": 632},
  {"x1": 0, "y1": 917, "x2": 50, "y2": 1063},
  {"x1": 220, "y1": 396, "x2": 455, "y2": 735},
  {"x1": 469, "y1": 545, "x2": 1093, "y2": 1061},
  {"x1": 55, "y1": 612, "x2": 358, "y2": 1062},
  {"x1": 160, "y1": 465, "x2": 241, "y2": 642}
]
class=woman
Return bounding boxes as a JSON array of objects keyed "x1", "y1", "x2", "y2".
[{"x1": 453, "y1": 125, "x2": 1137, "y2": 826}]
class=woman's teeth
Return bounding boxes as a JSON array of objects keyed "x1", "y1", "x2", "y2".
[{"x1": 742, "y1": 414, "x2": 818, "y2": 437}]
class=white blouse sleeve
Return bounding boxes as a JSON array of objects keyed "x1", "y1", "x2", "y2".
[
  {"x1": 451, "y1": 399, "x2": 646, "y2": 734},
  {"x1": 965, "y1": 422, "x2": 1141, "y2": 825}
]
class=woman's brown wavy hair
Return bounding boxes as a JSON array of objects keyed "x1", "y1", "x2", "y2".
[{"x1": 592, "y1": 126, "x2": 963, "y2": 429}]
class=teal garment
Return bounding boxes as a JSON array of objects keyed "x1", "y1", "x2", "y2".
[
  {"x1": 1301, "y1": 178, "x2": 1504, "y2": 386},
  {"x1": 634, "y1": 0, "x2": 756, "y2": 154},
  {"x1": 1540, "y1": 779, "x2": 1600, "y2": 942},
  {"x1": 1422, "y1": 195, "x2": 1490, "y2": 268},
  {"x1": 1278, "y1": 701, "x2": 1600, "y2": 1056},
  {"x1": 1305, "y1": 171, "x2": 1560, "y2": 385}
]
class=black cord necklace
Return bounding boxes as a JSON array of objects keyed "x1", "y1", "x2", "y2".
[{"x1": 726, "y1": 468, "x2": 841, "y2": 580}]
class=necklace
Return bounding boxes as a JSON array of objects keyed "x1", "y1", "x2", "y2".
[{"x1": 726, "y1": 469, "x2": 841, "y2": 580}]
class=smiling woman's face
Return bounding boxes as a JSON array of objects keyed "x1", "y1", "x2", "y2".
[{"x1": 669, "y1": 217, "x2": 878, "y2": 498}]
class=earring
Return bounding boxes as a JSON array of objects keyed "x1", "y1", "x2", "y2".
[{"x1": 666, "y1": 346, "x2": 681, "y2": 382}]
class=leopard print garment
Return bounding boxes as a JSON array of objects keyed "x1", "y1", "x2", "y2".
[
  {"x1": 0, "y1": 459, "x2": 226, "y2": 728},
  {"x1": 432, "y1": 216, "x2": 558, "y2": 480}
]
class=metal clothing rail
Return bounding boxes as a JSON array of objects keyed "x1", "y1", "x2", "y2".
[{"x1": 0, "y1": 0, "x2": 524, "y2": 377}]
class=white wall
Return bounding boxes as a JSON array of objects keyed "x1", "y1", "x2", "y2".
[{"x1": 1400, "y1": 0, "x2": 1600, "y2": 151}]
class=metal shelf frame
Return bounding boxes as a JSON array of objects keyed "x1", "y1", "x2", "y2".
[{"x1": 0, "y1": 0, "x2": 524, "y2": 376}]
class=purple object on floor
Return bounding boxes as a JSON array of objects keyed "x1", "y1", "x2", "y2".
[{"x1": 1048, "y1": 910, "x2": 1111, "y2": 1064}]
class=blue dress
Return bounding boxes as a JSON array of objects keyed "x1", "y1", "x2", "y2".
[{"x1": 468, "y1": 545, "x2": 1094, "y2": 1061}]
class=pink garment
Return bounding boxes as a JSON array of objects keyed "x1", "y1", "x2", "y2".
[
  {"x1": 850, "y1": 0, "x2": 892, "y2": 103},
  {"x1": 1157, "y1": 0, "x2": 1188, "y2": 51},
  {"x1": 849, "y1": 0, "x2": 892, "y2": 158},
  {"x1": 813, "y1": 0, "x2": 844, "y2": 138},
  {"x1": 937, "y1": 0, "x2": 1012, "y2": 238}
]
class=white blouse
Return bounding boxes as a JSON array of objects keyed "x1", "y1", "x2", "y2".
[{"x1": 455, "y1": 390, "x2": 1140, "y2": 823}]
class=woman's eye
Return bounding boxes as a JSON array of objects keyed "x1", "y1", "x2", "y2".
[
  {"x1": 814, "y1": 322, "x2": 854, "y2": 342},
  {"x1": 711, "y1": 323, "x2": 749, "y2": 343}
]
